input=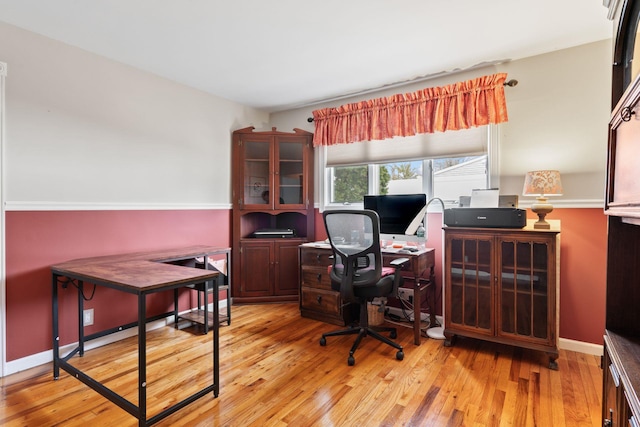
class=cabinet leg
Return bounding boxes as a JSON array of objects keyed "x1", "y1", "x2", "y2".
[
  {"x1": 444, "y1": 332, "x2": 456, "y2": 347},
  {"x1": 548, "y1": 354, "x2": 559, "y2": 370}
]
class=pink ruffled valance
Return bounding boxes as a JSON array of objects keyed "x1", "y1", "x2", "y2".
[{"x1": 312, "y1": 73, "x2": 509, "y2": 147}]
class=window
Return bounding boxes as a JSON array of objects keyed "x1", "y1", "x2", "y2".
[
  {"x1": 323, "y1": 125, "x2": 496, "y2": 208},
  {"x1": 328, "y1": 155, "x2": 488, "y2": 207}
]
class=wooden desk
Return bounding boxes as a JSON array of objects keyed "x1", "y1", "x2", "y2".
[
  {"x1": 299, "y1": 243, "x2": 435, "y2": 345},
  {"x1": 382, "y1": 248, "x2": 436, "y2": 345},
  {"x1": 51, "y1": 245, "x2": 226, "y2": 427}
]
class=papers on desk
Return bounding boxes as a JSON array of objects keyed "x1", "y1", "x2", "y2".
[
  {"x1": 303, "y1": 241, "x2": 430, "y2": 255},
  {"x1": 382, "y1": 247, "x2": 425, "y2": 254},
  {"x1": 470, "y1": 188, "x2": 499, "y2": 208},
  {"x1": 310, "y1": 242, "x2": 331, "y2": 249},
  {"x1": 195, "y1": 257, "x2": 227, "y2": 275}
]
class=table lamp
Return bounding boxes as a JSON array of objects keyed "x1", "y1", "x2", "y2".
[{"x1": 522, "y1": 170, "x2": 563, "y2": 229}]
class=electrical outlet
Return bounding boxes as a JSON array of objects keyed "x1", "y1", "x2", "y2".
[
  {"x1": 83, "y1": 308, "x2": 94, "y2": 326},
  {"x1": 397, "y1": 288, "x2": 414, "y2": 303}
]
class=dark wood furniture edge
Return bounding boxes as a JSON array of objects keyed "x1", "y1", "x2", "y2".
[{"x1": 605, "y1": 330, "x2": 640, "y2": 419}]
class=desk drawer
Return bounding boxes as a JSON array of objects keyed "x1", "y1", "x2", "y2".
[
  {"x1": 301, "y1": 287, "x2": 340, "y2": 315},
  {"x1": 300, "y1": 247, "x2": 333, "y2": 266},
  {"x1": 301, "y1": 266, "x2": 332, "y2": 290}
]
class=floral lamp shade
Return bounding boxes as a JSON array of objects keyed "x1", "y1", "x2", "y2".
[
  {"x1": 522, "y1": 170, "x2": 563, "y2": 197},
  {"x1": 522, "y1": 170, "x2": 563, "y2": 229}
]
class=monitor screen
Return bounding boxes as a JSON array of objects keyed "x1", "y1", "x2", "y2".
[{"x1": 363, "y1": 194, "x2": 427, "y2": 235}]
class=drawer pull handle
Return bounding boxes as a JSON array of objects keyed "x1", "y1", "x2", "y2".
[
  {"x1": 316, "y1": 296, "x2": 322, "y2": 304},
  {"x1": 317, "y1": 274, "x2": 322, "y2": 282},
  {"x1": 621, "y1": 106, "x2": 635, "y2": 122},
  {"x1": 609, "y1": 363, "x2": 620, "y2": 387}
]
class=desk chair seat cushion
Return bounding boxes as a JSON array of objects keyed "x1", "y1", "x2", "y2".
[
  {"x1": 327, "y1": 265, "x2": 395, "y2": 277},
  {"x1": 328, "y1": 264, "x2": 396, "y2": 299}
]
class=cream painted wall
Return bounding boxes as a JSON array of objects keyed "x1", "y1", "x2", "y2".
[
  {"x1": 270, "y1": 40, "x2": 612, "y2": 208},
  {"x1": 0, "y1": 22, "x2": 610, "y2": 207},
  {"x1": 498, "y1": 40, "x2": 611, "y2": 203},
  {"x1": 0, "y1": 21, "x2": 269, "y2": 208}
]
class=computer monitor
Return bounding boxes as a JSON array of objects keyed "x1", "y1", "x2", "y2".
[{"x1": 363, "y1": 194, "x2": 427, "y2": 243}]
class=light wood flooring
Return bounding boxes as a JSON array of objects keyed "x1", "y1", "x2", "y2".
[{"x1": 0, "y1": 303, "x2": 603, "y2": 426}]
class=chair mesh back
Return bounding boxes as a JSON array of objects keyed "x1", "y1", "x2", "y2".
[{"x1": 324, "y1": 210, "x2": 383, "y2": 288}]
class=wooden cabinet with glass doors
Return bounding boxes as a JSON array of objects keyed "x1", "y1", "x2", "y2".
[
  {"x1": 602, "y1": 1, "x2": 640, "y2": 425},
  {"x1": 444, "y1": 222, "x2": 560, "y2": 369},
  {"x1": 231, "y1": 127, "x2": 314, "y2": 303}
]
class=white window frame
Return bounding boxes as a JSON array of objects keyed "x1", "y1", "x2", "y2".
[{"x1": 319, "y1": 125, "x2": 499, "y2": 212}]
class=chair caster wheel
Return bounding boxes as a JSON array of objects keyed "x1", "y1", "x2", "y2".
[
  {"x1": 390, "y1": 330, "x2": 397, "y2": 339},
  {"x1": 348, "y1": 355, "x2": 355, "y2": 366},
  {"x1": 396, "y1": 350, "x2": 404, "y2": 361},
  {"x1": 320, "y1": 337, "x2": 326, "y2": 346}
]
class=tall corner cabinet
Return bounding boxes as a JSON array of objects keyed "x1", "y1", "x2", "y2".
[
  {"x1": 602, "y1": 1, "x2": 640, "y2": 426},
  {"x1": 443, "y1": 221, "x2": 560, "y2": 370},
  {"x1": 231, "y1": 127, "x2": 315, "y2": 303}
]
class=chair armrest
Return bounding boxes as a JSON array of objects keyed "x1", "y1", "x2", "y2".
[
  {"x1": 390, "y1": 257, "x2": 410, "y2": 269},
  {"x1": 389, "y1": 257, "x2": 410, "y2": 296}
]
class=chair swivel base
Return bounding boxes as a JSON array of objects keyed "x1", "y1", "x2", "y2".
[{"x1": 320, "y1": 325, "x2": 404, "y2": 366}]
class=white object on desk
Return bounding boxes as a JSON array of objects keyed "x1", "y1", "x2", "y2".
[
  {"x1": 195, "y1": 256, "x2": 228, "y2": 275},
  {"x1": 470, "y1": 188, "x2": 499, "y2": 208}
]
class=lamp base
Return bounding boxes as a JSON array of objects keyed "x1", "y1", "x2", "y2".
[
  {"x1": 533, "y1": 218, "x2": 551, "y2": 229},
  {"x1": 426, "y1": 326, "x2": 445, "y2": 340},
  {"x1": 531, "y1": 198, "x2": 553, "y2": 229}
]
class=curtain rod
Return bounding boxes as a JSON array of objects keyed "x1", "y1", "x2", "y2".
[{"x1": 306, "y1": 79, "x2": 518, "y2": 123}]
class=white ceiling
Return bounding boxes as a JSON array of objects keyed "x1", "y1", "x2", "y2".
[{"x1": 0, "y1": 0, "x2": 613, "y2": 112}]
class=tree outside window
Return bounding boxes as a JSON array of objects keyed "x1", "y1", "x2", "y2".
[
  {"x1": 328, "y1": 155, "x2": 487, "y2": 207},
  {"x1": 332, "y1": 165, "x2": 390, "y2": 203}
]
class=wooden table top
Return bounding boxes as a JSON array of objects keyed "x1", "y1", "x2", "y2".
[{"x1": 51, "y1": 245, "x2": 228, "y2": 292}]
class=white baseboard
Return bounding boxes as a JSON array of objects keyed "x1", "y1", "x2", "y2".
[
  {"x1": 4, "y1": 300, "x2": 227, "y2": 377},
  {"x1": 4, "y1": 300, "x2": 602, "y2": 378},
  {"x1": 559, "y1": 337, "x2": 603, "y2": 356},
  {"x1": 387, "y1": 307, "x2": 603, "y2": 357}
]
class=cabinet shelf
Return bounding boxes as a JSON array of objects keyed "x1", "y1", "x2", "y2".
[
  {"x1": 179, "y1": 308, "x2": 229, "y2": 327},
  {"x1": 503, "y1": 289, "x2": 548, "y2": 297}
]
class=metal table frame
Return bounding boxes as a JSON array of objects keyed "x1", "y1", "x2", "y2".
[{"x1": 51, "y1": 246, "x2": 224, "y2": 426}]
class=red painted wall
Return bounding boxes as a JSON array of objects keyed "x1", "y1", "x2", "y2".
[
  {"x1": 543, "y1": 208, "x2": 608, "y2": 345},
  {"x1": 5, "y1": 209, "x2": 231, "y2": 361},
  {"x1": 316, "y1": 207, "x2": 608, "y2": 345},
  {"x1": 4, "y1": 206, "x2": 608, "y2": 363}
]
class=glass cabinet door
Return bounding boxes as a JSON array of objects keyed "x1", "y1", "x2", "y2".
[
  {"x1": 237, "y1": 135, "x2": 308, "y2": 209},
  {"x1": 497, "y1": 238, "x2": 551, "y2": 343},
  {"x1": 241, "y1": 138, "x2": 272, "y2": 208},
  {"x1": 614, "y1": 0, "x2": 640, "y2": 103},
  {"x1": 276, "y1": 139, "x2": 305, "y2": 207},
  {"x1": 447, "y1": 234, "x2": 494, "y2": 335}
]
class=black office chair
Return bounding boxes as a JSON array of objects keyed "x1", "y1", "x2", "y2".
[{"x1": 320, "y1": 209, "x2": 408, "y2": 366}]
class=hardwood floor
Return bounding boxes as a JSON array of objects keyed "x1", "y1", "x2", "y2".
[{"x1": 0, "y1": 303, "x2": 603, "y2": 426}]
